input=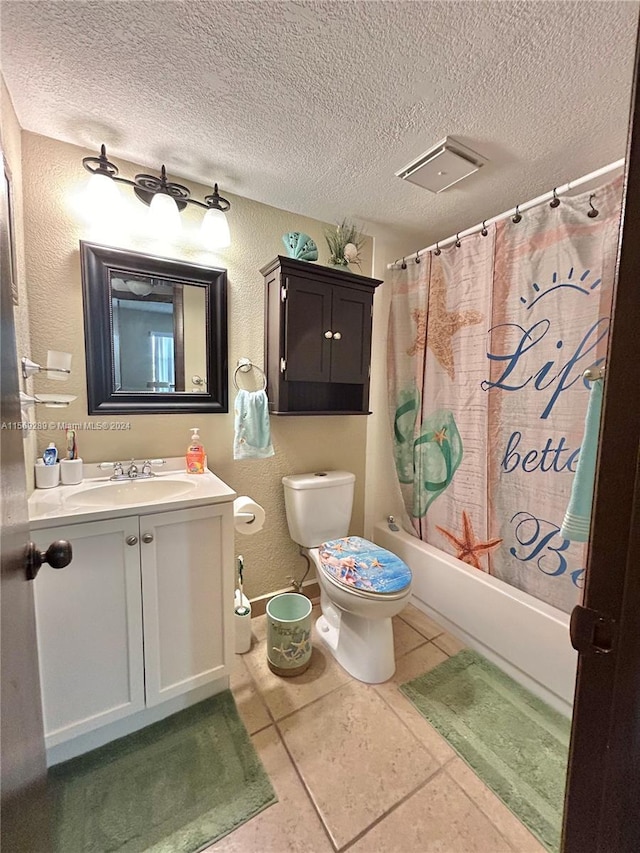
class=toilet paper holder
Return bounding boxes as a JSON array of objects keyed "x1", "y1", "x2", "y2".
[
  {"x1": 233, "y1": 496, "x2": 266, "y2": 535},
  {"x1": 235, "y1": 511, "x2": 256, "y2": 524}
]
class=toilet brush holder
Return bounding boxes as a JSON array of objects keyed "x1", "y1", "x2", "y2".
[{"x1": 234, "y1": 590, "x2": 252, "y2": 654}]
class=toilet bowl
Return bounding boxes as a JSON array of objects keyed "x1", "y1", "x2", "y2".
[{"x1": 282, "y1": 471, "x2": 412, "y2": 684}]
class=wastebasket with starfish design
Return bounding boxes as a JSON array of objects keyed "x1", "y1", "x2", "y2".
[{"x1": 266, "y1": 593, "x2": 313, "y2": 676}]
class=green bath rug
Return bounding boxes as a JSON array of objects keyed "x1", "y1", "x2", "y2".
[
  {"x1": 400, "y1": 649, "x2": 570, "y2": 853},
  {"x1": 49, "y1": 690, "x2": 277, "y2": 852}
]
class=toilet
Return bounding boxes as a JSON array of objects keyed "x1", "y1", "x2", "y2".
[{"x1": 282, "y1": 471, "x2": 412, "y2": 683}]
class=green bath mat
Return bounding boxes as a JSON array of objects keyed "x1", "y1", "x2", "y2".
[
  {"x1": 400, "y1": 649, "x2": 570, "y2": 853},
  {"x1": 49, "y1": 690, "x2": 277, "y2": 853}
]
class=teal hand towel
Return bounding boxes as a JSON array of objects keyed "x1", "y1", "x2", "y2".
[
  {"x1": 234, "y1": 389, "x2": 274, "y2": 460},
  {"x1": 560, "y1": 380, "x2": 603, "y2": 542}
]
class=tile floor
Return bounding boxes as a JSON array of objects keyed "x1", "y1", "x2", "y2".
[{"x1": 210, "y1": 603, "x2": 547, "y2": 853}]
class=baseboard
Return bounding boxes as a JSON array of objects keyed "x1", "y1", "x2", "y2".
[{"x1": 250, "y1": 580, "x2": 320, "y2": 617}]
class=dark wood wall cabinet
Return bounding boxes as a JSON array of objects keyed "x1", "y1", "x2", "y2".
[{"x1": 262, "y1": 256, "x2": 382, "y2": 415}]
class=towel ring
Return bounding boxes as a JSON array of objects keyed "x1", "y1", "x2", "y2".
[{"x1": 233, "y1": 358, "x2": 267, "y2": 391}]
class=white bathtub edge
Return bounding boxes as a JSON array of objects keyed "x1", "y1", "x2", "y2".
[{"x1": 373, "y1": 523, "x2": 577, "y2": 718}]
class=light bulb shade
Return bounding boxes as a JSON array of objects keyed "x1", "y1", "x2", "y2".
[
  {"x1": 148, "y1": 192, "x2": 181, "y2": 238},
  {"x1": 126, "y1": 278, "x2": 153, "y2": 296},
  {"x1": 201, "y1": 207, "x2": 231, "y2": 249},
  {"x1": 85, "y1": 172, "x2": 122, "y2": 217}
]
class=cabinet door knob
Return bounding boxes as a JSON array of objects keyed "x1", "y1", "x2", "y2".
[
  {"x1": 126, "y1": 535, "x2": 138, "y2": 546},
  {"x1": 324, "y1": 330, "x2": 333, "y2": 339},
  {"x1": 333, "y1": 331, "x2": 342, "y2": 341},
  {"x1": 142, "y1": 533, "x2": 154, "y2": 544}
]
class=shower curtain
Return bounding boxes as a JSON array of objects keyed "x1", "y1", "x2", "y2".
[{"x1": 388, "y1": 176, "x2": 623, "y2": 613}]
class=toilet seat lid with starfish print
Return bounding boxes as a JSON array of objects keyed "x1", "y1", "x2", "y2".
[{"x1": 318, "y1": 537, "x2": 412, "y2": 594}]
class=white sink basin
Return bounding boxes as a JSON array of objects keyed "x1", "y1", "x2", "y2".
[{"x1": 70, "y1": 478, "x2": 197, "y2": 508}]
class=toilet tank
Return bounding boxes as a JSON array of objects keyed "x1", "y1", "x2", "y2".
[{"x1": 282, "y1": 471, "x2": 356, "y2": 548}]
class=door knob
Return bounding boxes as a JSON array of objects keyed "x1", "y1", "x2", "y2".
[
  {"x1": 333, "y1": 331, "x2": 342, "y2": 340},
  {"x1": 324, "y1": 330, "x2": 333, "y2": 339},
  {"x1": 142, "y1": 533, "x2": 154, "y2": 544},
  {"x1": 126, "y1": 535, "x2": 138, "y2": 546},
  {"x1": 25, "y1": 540, "x2": 72, "y2": 581}
]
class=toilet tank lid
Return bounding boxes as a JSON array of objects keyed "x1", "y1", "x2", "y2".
[{"x1": 282, "y1": 471, "x2": 356, "y2": 490}]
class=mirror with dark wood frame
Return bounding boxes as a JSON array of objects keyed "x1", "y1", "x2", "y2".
[{"x1": 80, "y1": 241, "x2": 227, "y2": 414}]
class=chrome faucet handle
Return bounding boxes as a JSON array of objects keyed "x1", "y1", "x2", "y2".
[
  {"x1": 99, "y1": 461, "x2": 125, "y2": 480},
  {"x1": 141, "y1": 459, "x2": 165, "y2": 476},
  {"x1": 98, "y1": 461, "x2": 124, "y2": 474}
]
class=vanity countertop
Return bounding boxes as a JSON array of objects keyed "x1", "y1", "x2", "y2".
[{"x1": 28, "y1": 457, "x2": 237, "y2": 530}]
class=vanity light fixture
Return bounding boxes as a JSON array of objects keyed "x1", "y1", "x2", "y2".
[{"x1": 82, "y1": 145, "x2": 232, "y2": 248}]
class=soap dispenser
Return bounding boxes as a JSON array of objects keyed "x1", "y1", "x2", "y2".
[{"x1": 186, "y1": 427, "x2": 206, "y2": 474}]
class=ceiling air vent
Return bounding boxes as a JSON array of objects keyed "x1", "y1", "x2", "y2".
[{"x1": 395, "y1": 137, "x2": 487, "y2": 193}]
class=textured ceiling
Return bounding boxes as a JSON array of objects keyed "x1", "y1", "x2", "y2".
[{"x1": 1, "y1": 1, "x2": 638, "y2": 246}]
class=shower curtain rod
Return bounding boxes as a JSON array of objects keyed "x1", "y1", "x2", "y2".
[{"x1": 388, "y1": 158, "x2": 625, "y2": 270}]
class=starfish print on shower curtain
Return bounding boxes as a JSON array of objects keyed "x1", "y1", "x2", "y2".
[
  {"x1": 407, "y1": 307, "x2": 428, "y2": 357},
  {"x1": 421, "y1": 262, "x2": 483, "y2": 381},
  {"x1": 436, "y1": 510, "x2": 502, "y2": 571}
]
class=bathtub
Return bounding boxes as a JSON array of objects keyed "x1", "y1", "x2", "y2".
[{"x1": 373, "y1": 522, "x2": 577, "y2": 717}]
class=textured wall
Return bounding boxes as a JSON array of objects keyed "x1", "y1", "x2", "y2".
[
  {"x1": 0, "y1": 77, "x2": 37, "y2": 485},
  {"x1": 21, "y1": 132, "x2": 373, "y2": 599},
  {"x1": 364, "y1": 236, "x2": 417, "y2": 541}
]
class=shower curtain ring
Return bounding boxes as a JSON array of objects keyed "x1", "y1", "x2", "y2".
[
  {"x1": 481, "y1": 220, "x2": 488, "y2": 236},
  {"x1": 550, "y1": 188, "x2": 560, "y2": 208},
  {"x1": 587, "y1": 193, "x2": 599, "y2": 218},
  {"x1": 415, "y1": 251, "x2": 421, "y2": 264},
  {"x1": 512, "y1": 205, "x2": 522, "y2": 224},
  {"x1": 434, "y1": 242, "x2": 441, "y2": 256},
  {"x1": 455, "y1": 233, "x2": 461, "y2": 248},
  {"x1": 401, "y1": 257, "x2": 407, "y2": 269}
]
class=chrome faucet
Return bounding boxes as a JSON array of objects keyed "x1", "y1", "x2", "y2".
[{"x1": 98, "y1": 459, "x2": 166, "y2": 481}]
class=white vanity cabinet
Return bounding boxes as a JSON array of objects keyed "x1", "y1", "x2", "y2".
[
  {"x1": 33, "y1": 500, "x2": 234, "y2": 757},
  {"x1": 33, "y1": 516, "x2": 145, "y2": 747},
  {"x1": 139, "y1": 504, "x2": 232, "y2": 707}
]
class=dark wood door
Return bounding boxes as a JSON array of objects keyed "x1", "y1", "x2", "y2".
[
  {"x1": 284, "y1": 276, "x2": 332, "y2": 382},
  {"x1": 561, "y1": 22, "x2": 640, "y2": 853},
  {"x1": 0, "y1": 149, "x2": 50, "y2": 850},
  {"x1": 330, "y1": 287, "x2": 373, "y2": 384}
]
